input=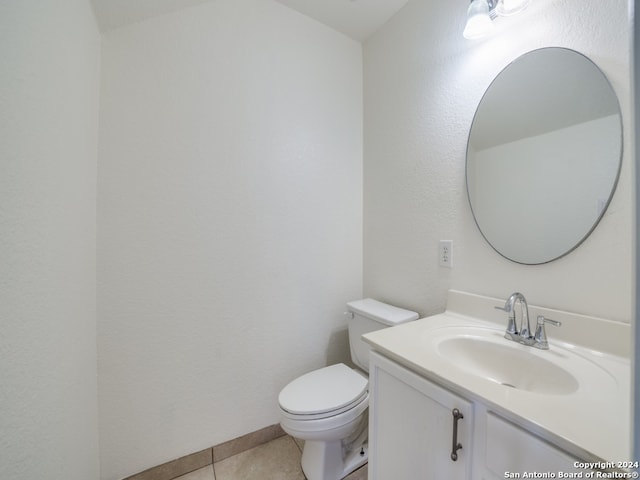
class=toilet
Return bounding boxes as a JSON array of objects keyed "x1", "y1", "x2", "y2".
[{"x1": 278, "y1": 299, "x2": 419, "y2": 480}]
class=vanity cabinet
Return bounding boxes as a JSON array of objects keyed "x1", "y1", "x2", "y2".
[
  {"x1": 368, "y1": 352, "x2": 473, "y2": 480},
  {"x1": 477, "y1": 412, "x2": 586, "y2": 479},
  {"x1": 369, "y1": 351, "x2": 587, "y2": 480}
]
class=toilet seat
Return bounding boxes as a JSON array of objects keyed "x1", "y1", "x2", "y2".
[{"x1": 279, "y1": 364, "x2": 368, "y2": 420}]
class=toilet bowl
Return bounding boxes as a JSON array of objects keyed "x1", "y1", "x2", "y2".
[
  {"x1": 279, "y1": 363, "x2": 369, "y2": 480},
  {"x1": 278, "y1": 299, "x2": 418, "y2": 480}
]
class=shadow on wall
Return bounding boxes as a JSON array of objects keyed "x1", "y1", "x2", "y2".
[{"x1": 326, "y1": 327, "x2": 351, "y2": 367}]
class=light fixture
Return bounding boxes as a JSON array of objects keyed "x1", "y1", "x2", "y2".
[
  {"x1": 463, "y1": 0, "x2": 531, "y2": 39},
  {"x1": 463, "y1": 0, "x2": 494, "y2": 40},
  {"x1": 495, "y1": 0, "x2": 530, "y2": 16}
]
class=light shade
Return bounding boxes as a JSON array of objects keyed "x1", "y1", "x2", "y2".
[
  {"x1": 495, "y1": 0, "x2": 530, "y2": 16},
  {"x1": 463, "y1": 0, "x2": 494, "y2": 39}
]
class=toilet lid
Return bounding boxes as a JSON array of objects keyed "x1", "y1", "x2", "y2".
[{"x1": 279, "y1": 364, "x2": 368, "y2": 416}]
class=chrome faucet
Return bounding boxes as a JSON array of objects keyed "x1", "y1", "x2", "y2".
[
  {"x1": 495, "y1": 292, "x2": 531, "y2": 343},
  {"x1": 495, "y1": 293, "x2": 561, "y2": 349}
]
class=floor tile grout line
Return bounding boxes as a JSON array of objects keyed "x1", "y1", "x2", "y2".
[{"x1": 293, "y1": 440, "x2": 302, "y2": 454}]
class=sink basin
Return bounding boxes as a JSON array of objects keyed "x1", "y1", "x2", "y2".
[
  {"x1": 437, "y1": 336, "x2": 579, "y2": 394},
  {"x1": 428, "y1": 325, "x2": 618, "y2": 396}
]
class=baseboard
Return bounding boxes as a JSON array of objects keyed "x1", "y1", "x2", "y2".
[{"x1": 123, "y1": 423, "x2": 286, "y2": 480}]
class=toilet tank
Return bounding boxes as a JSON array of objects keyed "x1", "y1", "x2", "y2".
[{"x1": 346, "y1": 298, "x2": 419, "y2": 372}]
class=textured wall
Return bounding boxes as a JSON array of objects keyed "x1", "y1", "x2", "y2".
[
  {"x1": 97, "y1": 1, "x2": 363, "y2": 478},
  {"x1": 0, "y1": 0, "x2": 101, "y2": 479},
  {"x1": 363, "y1": 0, "x2": 632, "y2": 323}
]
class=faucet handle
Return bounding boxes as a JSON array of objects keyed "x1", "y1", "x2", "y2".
[
  {"x1": 533, "y1": 316, "x2": 561, "y2": 350},
  {"x1": 494, "y1": 305, "x2": 510, "y2": 312}
]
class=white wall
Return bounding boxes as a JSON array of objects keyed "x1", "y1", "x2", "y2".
[
  {"x1": 0, "y1": 1, "x2": 101, "y2": 479},
  {"x1": 363, "y1": 0, "x2": 632, "y2": 323},
  {"x1": 97, "y1": 1, "x2": 363, "y2": 478}
]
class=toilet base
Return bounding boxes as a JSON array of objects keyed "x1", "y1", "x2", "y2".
[{"x1": 301, "y1": 440, "x2": 368, "y2": 480}]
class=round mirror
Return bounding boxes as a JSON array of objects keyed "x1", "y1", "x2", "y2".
[{"x1": 466, "y1": 47, "x2": 622, "y2": 264}]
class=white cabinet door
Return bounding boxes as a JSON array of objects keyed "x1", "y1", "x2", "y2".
[
  {"x1": 369, "y1": 352, "x2": 473, "y2": 480},
  {"x1": 479, "y1": 412, "x2": 587, "y2": 480}
]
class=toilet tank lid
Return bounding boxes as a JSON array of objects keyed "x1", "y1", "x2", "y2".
[{"x1": 346, "y1": 298, "x2": 419, "y2": 326}]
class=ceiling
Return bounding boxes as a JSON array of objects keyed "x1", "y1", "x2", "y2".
[{"x1": 91, "y1": 0, "x2": 410, "y2": 41}]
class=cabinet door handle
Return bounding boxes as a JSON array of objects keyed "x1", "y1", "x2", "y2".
[{"x1": 450, "y1": 408, "x2": 464, "y2": 461}]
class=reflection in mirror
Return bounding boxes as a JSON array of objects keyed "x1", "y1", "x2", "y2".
[{"x1": 466, "y1": 48, "x2": 622, "y2": 264}]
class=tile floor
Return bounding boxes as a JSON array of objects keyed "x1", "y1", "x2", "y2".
[{"x1": 174, "y1": 435, "x2": 368, "y2": 480}]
